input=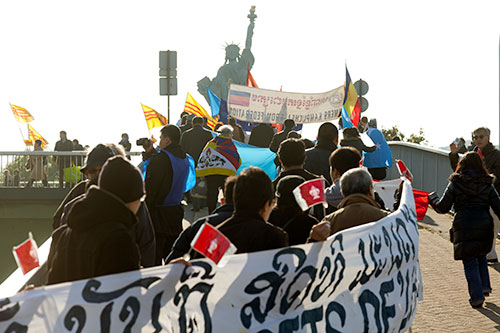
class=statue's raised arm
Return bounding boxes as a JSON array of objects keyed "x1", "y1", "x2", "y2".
[
  {"x1": 245, "y1": 6, "x2": 257, "y2": 51},
  {"x1": 241, "y1": 6, "x2": 256, "y2": 73}
]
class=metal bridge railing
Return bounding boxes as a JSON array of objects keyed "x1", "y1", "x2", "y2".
[{"x1": 0, "y1": 151, "x2": 141, "y2": 188}]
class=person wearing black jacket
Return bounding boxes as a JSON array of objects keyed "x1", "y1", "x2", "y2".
[
  {"x1": 339, "y1": 127, "x2": 376, "y2": 155},
  {"x1": 165, "y1": 176, "x2": 237, "y2": 263},
  {"x1": 217, "y1": 167, "x2": 288, "y2": 254},
  {"x1": 53, "y1": 130, "x2": 74, "y2": 188},
  {"x1": 249, "y1": 123, "x2": 274, "y2": 148},
  {"x1": 47, "y1": 156, "x2": 144, "y2": 285},
  {"x1": 429, "y1": 152, "x2": 500, "y2": 308},
  {"x1": 145, "y1": 125, "x2": 191, "y2": 265},
  {"x1": 268, "y1": 175, "x2": 319, "y2": 246},
  {"x1": 273, "y1": 138, "x2": 322, "y2": 189},
  {"x1": 449, "y1": 127, "x2": 500, "y2": 263},
  {"x1": 180, "y1": 116, "x2": 213, "y2": 166},
  {"x1": 52, "y1": 144, "x2": 156, "y2": 268},
  {"x1": 269, "y1": 119, "x2": 295, "y2": 153},
  {"x1": 304, "y1": 122, "x2": 338, "y2": 184}
]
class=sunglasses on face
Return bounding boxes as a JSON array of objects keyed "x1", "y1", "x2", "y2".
[{"x1": 472, "y1": 135, "x2": 486, "y2": 140}]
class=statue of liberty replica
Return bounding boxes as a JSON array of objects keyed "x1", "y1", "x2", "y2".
[{"x1": 197, "y1": 6, "x2": 256, "y2": 104}]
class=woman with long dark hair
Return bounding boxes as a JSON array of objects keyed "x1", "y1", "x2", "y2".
[{"x1": 429, "y1": 151, "x2": 500, "y2": 308}]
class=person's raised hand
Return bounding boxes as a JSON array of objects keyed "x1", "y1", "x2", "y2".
[{"x1": 309, "y1": 220, "x2": 331, "y2": 241}]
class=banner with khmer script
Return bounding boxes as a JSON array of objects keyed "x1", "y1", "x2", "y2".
[
  {"x1": 227, "y1": 84, "x2": 345, "y2": 124},
  {"x1": 0, "y1": 181, "x2": 421, "y2": 332}
]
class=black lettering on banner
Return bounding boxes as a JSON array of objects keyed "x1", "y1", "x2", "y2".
[
  {"x1": 349, "y1": 239, "x2": 376, "y2": 290},
  {"x1": 358, "y1": 289, "x2": 382, "y2": 333},
  {"x1": 327, "y1": 235, "x2": 346, "y2": 297},
  {"x1": 82, "y1": 277, "x2": 160, "y2": 303},
  {"x1": 241, "y1": 272, "x2": 285, "y2": 329},
  {"x1": 279, "y1": 316, "x2": 299, "y2": 333},
  {"x1": 63, "y1": 305, "x2": 86, "y2": 333},
  {"x1": 379, "y1": 280, "x2": 396, "y2": 332},
  {"x1": 100, "y1": 302, "x2": 113, "y2": 333},
  {"x1": 325, "y1": 301, "x2": 346, "y2": 333},
  {"x1": 396, "y1": 218, "x2": 416, "y2": 261},
  {"x1": 310, "y1": 257, "x2": 331, "y2": 302},
  {"x1": 0, "y1": 298, "x2": 20, "y2": 322},
  {"x1": 382, "y1": 227, "x2": 397, "y2": 274},
  {"x1": 119, "y1": 297, "x2": 140, "y2": 333},
  {"x1": 174, "y1": 282, "x2": 213, "y2": 333},
  {"x1": 301, "y1": 307, "x2": 323, "y2": 333},
  {"x1": 280, "y1": 264, "x2": 317, "y2": 313},
  {"x1": 151, "y1": 291, "x2": 163, "y2": 333},
  {"x1": 390, "y1": 226, "x2": 404, "y2": 271},
  {"x1": 4, "y1": 322, "x2": 28, "y2": 333}
]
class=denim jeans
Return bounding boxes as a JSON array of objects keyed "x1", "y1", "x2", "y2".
[{"x1": 462, "y1": 255, "x2": 491, "y2": 302}]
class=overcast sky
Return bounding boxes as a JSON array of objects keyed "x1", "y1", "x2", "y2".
[{"x1": 1, "y1": 0, "x2": 499, "y2": 151}]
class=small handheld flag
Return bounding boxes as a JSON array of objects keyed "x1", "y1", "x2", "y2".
[
  {"x1": 396, "y1": 159, "x2": 413, "y2": 183},
  {"x1": 293, "y1": 178, "x2": 327, "y2": 211},
  {"x1": 190, "y1": 223, "x2": 237, "y2": 266},
  {"x1": 12, "y1": 232, "x2": 40, "y2": 275}
]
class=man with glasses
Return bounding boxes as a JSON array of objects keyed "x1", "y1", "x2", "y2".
[{"x1": 450, "y1": 127, "x2": 500, "y2": 262}]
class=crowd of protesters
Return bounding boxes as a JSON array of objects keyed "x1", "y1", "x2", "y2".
[{"x1": 38, "y1": 117, "x2": 500, "y2": 310}]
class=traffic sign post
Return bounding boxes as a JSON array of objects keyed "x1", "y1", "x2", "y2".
[
  {"x1": 354, "y1": 79, "x2": 369, "y2": 113},
  {"x1": 159, "y1": 50, "x2": 177, "y2": 124}
]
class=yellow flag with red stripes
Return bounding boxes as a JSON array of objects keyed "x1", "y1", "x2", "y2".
[
  {"x1": 183, "y1": 93, "x2": 218, "y2": 130},
  {"x1": 142, "y1": 104, "x2": 168, "y2": 130},
  {"x1": 28, "y1": 124, "x2": 48, "y2": 147},
  {"x1": 10, "y1": 103, "x2": 34, "y2": 123}
]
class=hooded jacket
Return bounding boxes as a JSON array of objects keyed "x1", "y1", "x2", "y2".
[
  {"x1": 47, "y1": 186, "x2": 140, "y2": 285},
  {"x1": 430, "y1": 172, "x2": 500, "y2": 260}
]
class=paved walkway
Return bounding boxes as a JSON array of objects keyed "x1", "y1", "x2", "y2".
[
  {"x1": 411, "y1": 210, "x2": 500, "y2": 332},
  {"x1": 182, "y1": 203, "x2": 500, "y2": 332}
]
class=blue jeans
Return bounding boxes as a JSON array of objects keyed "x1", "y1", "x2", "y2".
[{"x1": 462, "y1": 255, "x2": 491, "y2": 302}]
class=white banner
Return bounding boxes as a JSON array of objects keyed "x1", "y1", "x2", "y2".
[
  {"x1": 227, "y1": 84, "x2": 345, "y2": 124},
  {"x1": 0, "y1": 182, "x2": 421, "y2": 332}
]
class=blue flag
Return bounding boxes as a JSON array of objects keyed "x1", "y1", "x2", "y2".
[
  {"x1": 207, "y1": 88, "x2": 221, "y2": 118},
  {"x1": 363, "y1": 127, "x2": 393, "y2": 168}
]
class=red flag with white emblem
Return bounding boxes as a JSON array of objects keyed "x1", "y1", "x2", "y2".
[
  {"x1": 191, "y1": 223, "x2": 237, "y2": 266},
  {"x1": 396, "y1": 159, "x2": 413, "y2": 183},
  {"x1": 292, "y1": 178, "x2": 326, "y2": 211},
  {"x1": 12, "y1": 232, "x2": 40, "y2": 275}
]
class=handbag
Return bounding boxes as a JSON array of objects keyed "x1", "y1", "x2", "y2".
[{"x1": 64, "y1": 164, "x2": 81, "y2": 183}]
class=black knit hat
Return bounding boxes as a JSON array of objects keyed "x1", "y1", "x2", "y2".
[
  {"x1": 98, "y1": 156, "x2": 145, "y2": 203},
  {"x1": 81, "y1": 144, "x2": 114, "y2": 173},
  {"x1": 276, "y1": 175, "x2": 305, "y2": 207}
]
